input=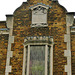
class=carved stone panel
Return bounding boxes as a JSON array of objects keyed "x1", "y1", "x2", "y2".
[{"x1": 31, "y1": 5, "x2": 48, "y2": 27}]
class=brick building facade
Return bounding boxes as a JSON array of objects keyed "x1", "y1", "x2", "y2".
[{"x1": 0, "y1": 0, "x2": 75, "y2": 75}]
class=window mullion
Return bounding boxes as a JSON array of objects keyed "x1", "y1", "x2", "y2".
[
  {"x1": 22, "y1": 46, "x2": 26, "y2": 75},
  {"x1": 50, "y1": 44, "x2": 53, "y2": 75},
  {"x1": 45, "y1": 45, "x2": 48, "y2": 75}
]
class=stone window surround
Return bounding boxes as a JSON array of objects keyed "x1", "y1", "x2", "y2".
[
  {"x1": 30, "y1": 3, "x2": 51, "y2": 27},
  {"x1": 22, "y1": 36, "x2": 54, "y2": 75}
]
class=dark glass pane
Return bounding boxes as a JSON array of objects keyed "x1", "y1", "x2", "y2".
[
  {"x1": 29, "y1": 45, "x2": 45, "y2": 75},
  {"x1": 25, "y1": 46, "x2": 28, "y2": 75},
  {"x1": 48, "y1": 46, "x2": 50, "y2": 75}
]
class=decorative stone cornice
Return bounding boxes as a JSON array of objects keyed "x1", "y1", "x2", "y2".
[
  {"x1": 24, "y1": 36, "x2": 53, "y2": 45},
  {"x1": 29, "y1": 3, "x2": 51, "y2": 10}
]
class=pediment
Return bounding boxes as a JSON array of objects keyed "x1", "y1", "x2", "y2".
[{"x1": 30, "y1": 3, "x2": 50, "y2": 10}]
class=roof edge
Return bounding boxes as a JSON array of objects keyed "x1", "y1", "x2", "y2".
[
  {"x1": 0, "y1": 21, "x2": 6, "y2": 23},
  {"x1": 66, "y1": 12, "x2": 75, "y2": 16},
  {"x1": 6, "y1": 15, "x2": 13, "y2": 17}
]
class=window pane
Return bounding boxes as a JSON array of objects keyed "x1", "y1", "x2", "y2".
[
  {"x1": 48, "y1": 46, "x2": 50, "y2": 75},
  {"x1": 29, "y1": 46, "x2": 45, "y2": 75},
  {"x1": 25, "y1": 46, "x2": 28, "y2": 75}
]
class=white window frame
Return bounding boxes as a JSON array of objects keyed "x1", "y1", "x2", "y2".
[{"x1": 22, "y1": 36, "x2": 54, "y2": 75}]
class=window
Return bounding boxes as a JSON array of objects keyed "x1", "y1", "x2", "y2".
[
  {"x1": 22, "y1": 36, "x2": 54, "y2": 75},
  {"x1": 29, "y1": 45, "x2": 45, "y2": 75},
  {"x1": 30, "y1": 3, "x2": 50, "y2": 27}
]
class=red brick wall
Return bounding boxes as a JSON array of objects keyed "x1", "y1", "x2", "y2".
[
  {"x1": 0, "y1": 34, "x2": 9, "y2": 75},
  {"x1": 71, "y1": 33, "x2": 75, "y2": 75},
  {"x1": 0, "y1": 21, "x2": 7, "y2": 28}
]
